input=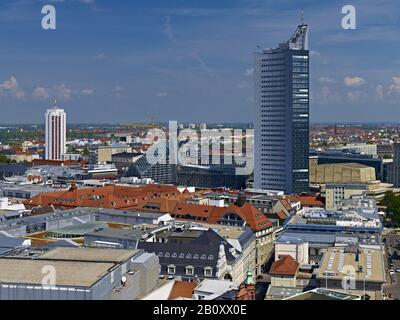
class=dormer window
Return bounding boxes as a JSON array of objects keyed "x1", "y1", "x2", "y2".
[
  {"x1": 167, "y1": 265, "x2": 176, "y2": 275},
  {"x1": 204, "y1": 267, "x2": 213, "y2": 277},
  {"x1": 185, "y1": 266, "x2": 194, "y2": 276}
]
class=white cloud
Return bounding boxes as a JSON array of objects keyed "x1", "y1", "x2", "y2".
[
  {"x1": 0, "y1": 76, "x2": 18, "y2": 91},
  {"x1": 244, "y1": 68, "x2": 254, "y2": 77},
  {"x1": 319, "y1": 77, "x2": 335, "y2": 83},
  {"x1": 156, "y1": 91, "x2": 168, "y2": 98},
  {"x1": 0, "y1": 76, "x2": 24, "y2": 99},
  {"x1": 32, "y1": 84, "x2": 73, "y2": 100},
  {"x1": 112, "y1": 85, "x2": 125, "y2": 93},
  {"x1": 94, "y1": 53, "x2": 106, "y2": 59},
  {"x1": 310, "y1": 50, "x2": 321, "y2": 57},
  {"x1": 236, "y1": 81, "x2": 249, "y2": 89},
  {"x1": 81, "y1": 89, "x2": 94, "y2": 95},
  {"x1": 318, "y1": 86, "x2": 342, "y2": 104},
  {"x1": 163, "y1": 16, "x2": 178, "y2": 45},
  {"x1": 192, "y1": 52, "x2": 213, "y2": 76},
  {"x1": 389, "y1": 76, "x2": 400, "y2": 94},
  {"x1": 32, "y1": 87, "x2": 50, "y2": 99},
  {"x1": 112, "y1": 85, "x2": 126, "y2": 98},
  {"x1": 375, "y1": 84, "x2": 385, "y2": 99},
  {"x1": 54, "y1": 84, "x2": 72, "y2": 99},
  {"x1": 347, "y1": 90, "x2": 367, "y2": 102},
  {"x1": 344, "y1": 76, "x2": 366, "y2": 87}
]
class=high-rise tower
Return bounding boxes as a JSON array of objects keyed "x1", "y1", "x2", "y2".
[
  {"x1": 254, "y1": 19, "x2": 309, "y2": 194},
  {"x1": 45, "y1": 100, "x2": 66, "y2": 160}
]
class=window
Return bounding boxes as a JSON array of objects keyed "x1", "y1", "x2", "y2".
[
  {"x1": 204, "y1": 267, "x2": 213, "y2": 277},
  {"x1": 186, "y1": 253, "x2": 192, "y2": 259},
  {"x1": 164, "y1": 252, "x2": 170, "y2": 258},
  {"x1": 193, "y1": 254, "x2": 199, "y2": 259},
  {"x1": 179, "y1": 253, "x2": 185, "y2": 259},
  {"x1": 167, "y1": 265, "x2": 176, "y2": 275},
  {"x1": 185, "y1": 266, "x2": 194, "y2": 276},
  {"x1": 157, "y1": 252, "x2": 163, "y2": 258},
  {"x1": 172, "y1": 253, "x2": 177, "y2": 258},
  {"x1": 200, "y1": 254, "x2": 207, "y2": 260},
  {"x1": 208, "y1": 255, "x2": 214, "y2": 260}
]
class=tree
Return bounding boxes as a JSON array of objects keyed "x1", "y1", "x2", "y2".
[{"x1": 383, "y1": 191, "x2": 400, "y2": 227}]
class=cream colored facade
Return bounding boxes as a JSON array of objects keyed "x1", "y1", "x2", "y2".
[
  {"x1": 275, "y1": 241, "x2": 309, "y2": 265},
  {"x1": 310, "y1": 162, "x2": 376, "y2": 184},
  {"x1": 5, "y1": 154, "x2": 40, "y2": 163},
  {"x1": 325, "y1": 181, "x2": 393, "y2": 211},
  {"x1": 255, "y1": 226, "x2": 275, "y2": 275},
  {"x1": 271, "y1": 274, "x2": 297, "y2": 287},
  {"x1": 94, "y1": 145, "x2": 134, "y2": 163}
]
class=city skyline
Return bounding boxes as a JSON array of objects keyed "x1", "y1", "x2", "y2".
[{"x1": 0, "y1": 0, "x2": 399, "y2": 123}]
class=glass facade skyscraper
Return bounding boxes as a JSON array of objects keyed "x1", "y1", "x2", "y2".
[{"x1": 254, "y1": 22, "x2": 309, "y2": 194}]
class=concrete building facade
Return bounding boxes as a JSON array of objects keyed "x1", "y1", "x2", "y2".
[{"x1": 45, "y1": 103, "x2": 66, "y2": 161}]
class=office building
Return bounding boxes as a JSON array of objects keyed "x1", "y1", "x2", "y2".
[
  {"x1": 325, "y1": 181, "x2": 393, "y2": 210},
  {"x1": 388, "y1": 143, "x2": 400, "y2": 187},
  {"x1": 278, "y1": 205, "x2": 383, "y2": 264},
  {"x1": 176, "y1": 164, "x2": 248, "y2": 190},
  {"x1": 0, "y1": 247, "x2": 159, "y2": 300},
  {"x1": 377, "y1": 143, "x2": 393, "y2": 158},
  {"x1": 254, "y1": 19, "x2": 309, "y2": 194},
  {"x1": 315, "y1": 247, "x2": 385, "y2": 300},
  {"x1": 45, "y1": 102, "x2": 66, "y2": 160},
  {"x1": 127, "y1": 140, "x2": 176, "y2": 184},
  {"x1": 339, "y1": 143, "x2": 377, "y2": 156}
]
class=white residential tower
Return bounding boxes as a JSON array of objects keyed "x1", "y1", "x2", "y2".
[{"x1": 45, "y1": 101, "x2": 66, "y2": 160}]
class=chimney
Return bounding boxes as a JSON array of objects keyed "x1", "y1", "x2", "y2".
[{"x1": 236, "y1": 191, "x2": 247, "y2": 207}]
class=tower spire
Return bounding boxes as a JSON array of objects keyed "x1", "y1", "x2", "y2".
[
  {"x1": 54, "y1": 98, "x2": 57, "y2": 108},
  {"x1": 301, "y1": 9, "x2": 304, "y2": 25}
]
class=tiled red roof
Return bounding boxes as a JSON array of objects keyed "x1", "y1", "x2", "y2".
[
  {"x1": 275, "y1": 210, "x2": 288, "y2": 220},
  {"x1": 209, "y1": 203, "x2": 273, "y2": 232},
  {"x1": 24, "y1": 185, "x2": 188, "y2": 210},
  {"x1": 270, "y1": 255, "x2": 299, "y2": 276},
  {"x1": 172, "y1": 203, "x2": 214, "y2": 219},
  {"x1": 284, "y1": 195, "x2": 324, "y2": 207},
  {"x1": 168, "y1": 281, "x2": 197, "y2": 300}
]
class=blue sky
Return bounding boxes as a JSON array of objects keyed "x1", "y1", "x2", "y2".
[{"x1": 0, "y1": 0, "x2": 399, "y2": 123}]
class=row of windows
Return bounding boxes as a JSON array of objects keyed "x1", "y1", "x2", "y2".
[
  {"x1": 261, "y1": 84, "x2": 286, "y2": 88},
  {"x1": 158, "y1": 252, "x2": 214, "y2": 260},
  {"x1": 167, "y1": 265, "x2": 213, "y2": 277},
  {"x1": 292, "y1": 74, "x2": 308, "y2": 78}
]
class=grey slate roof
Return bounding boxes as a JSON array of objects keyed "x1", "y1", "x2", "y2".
[{"x1": 138, "y1": 229, "x2": 237, "y2": 279}]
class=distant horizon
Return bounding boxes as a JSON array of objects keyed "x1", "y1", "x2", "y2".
[{"x1": 2, "y1": 121, "x2": 400, "y2": 127}]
